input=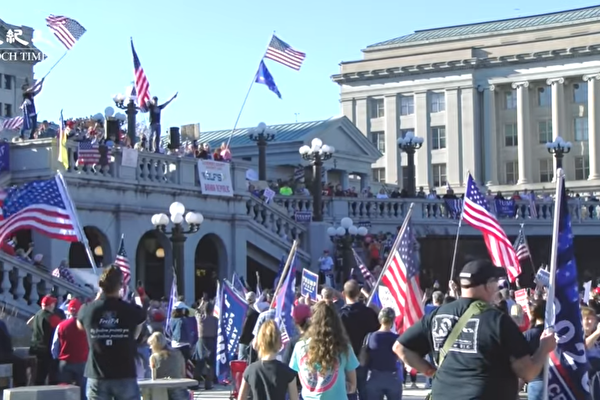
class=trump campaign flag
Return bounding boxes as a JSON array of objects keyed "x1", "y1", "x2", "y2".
[
  {"x1": 215, "y1": 280, "x2": 248, "y2": 383},
  {"x1": 274, "y1": 245, "x2": 298, "y2": 345}
]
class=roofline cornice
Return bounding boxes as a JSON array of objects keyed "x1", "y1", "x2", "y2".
[{"x1": 331, "y1": 45, "x2": 600, "y2": 85}]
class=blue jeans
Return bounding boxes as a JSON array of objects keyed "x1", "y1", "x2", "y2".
[
  {"x1": 58, "y1": 361, "x2": 86, "y2": 400},
  {"x1": 151, "y1": 123, "x2": 161, "y2": 152},
  {"x1": 527, "y1": 380, "x2": 544, "y2": 400},
  {"x1": 356, "y1": 365, "x2": 368, "y2": 400},
  {"x1": 86, "y1": 378, "x2": 140, "y2": 400},
  {"x1": 365, "y1": 370, "x2": 402, "y2": 400}
]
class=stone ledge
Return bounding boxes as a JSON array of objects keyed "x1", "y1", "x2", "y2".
[{"x1": 2, "y1": 385, "x2": 79, "y2": 400}]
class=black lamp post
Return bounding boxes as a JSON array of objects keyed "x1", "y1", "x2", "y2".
[
  {"x1": 113, "y1": 86, "x2": 141, "y2": 146},
  {"x1": 546, "y1": 136, "x2": 572, "y2": 170},
  {"x1": 151, "y1": 202, "x2": 204, "y2": 296},
  {"x1": 398, "y1": 131, "x2": 424, "y2": 197},
  {"x1": 299, "y1": 138, "x2": 335, "y2": 222},
  {"x1": 327, "y1": 218, "x2": 369, "y2": 284},
  {"x1": 248, "y1": 122, "x2": 276, "y2": 181}
]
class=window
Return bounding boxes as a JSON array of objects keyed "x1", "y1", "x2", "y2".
[
  {"x1": 574, "y1": 118, "x2": 589, "y2": 141},
  {"x1": 430, "y1": 92, "x2": 445, "y2": 113},
  {"x1": 370, "y1": 131, "x2": 385, "y2": 152},
  {"x1": 574, "y1": 82, "x2": 588, "y2": 104},
  {"x1": 504, "y1": 90, "x2": 517, "y2": 109},
  {"x1": 505, "y1": 161, "x2": 518, "y2": 184},
  {"x1": 575, "y1": 157, "x2": 590, "y2": 180},
  {"x1": 504, "y1": 123, "x2": 518, "y2": 147},
  {"x1": 432, "y1": 164, "x2": 447, "y2": 187},
  {"x1": 539, "y1": 159, "x2": 553, "y2": 183},
  {"x1": 372, "y1": 168, "x2": 385, "y2": 183},
  {"x1": 402, "y1": 166, "x2": 409, "y2": 190},
  {"x1": 537, "y1": 87, "x2": 551, "y2": 107},
  {"x1": 370, "y1": 98, "x2": 384, "y2": 118},
  {"x1": 3, "y1": 75, "x2": 12, "y2": 90},
  {"x1": 431, "y1": 127, "x2": 446, "y2": 150},
  {"x1": 400, "y1": 96, "x2": 414, "y2": 115},
  {"x1": 3, "y1": 104, "x2": 11, "y2": 118},
  {"x1": 538, "y1": 120, "x2": 552, "y2": 144}
]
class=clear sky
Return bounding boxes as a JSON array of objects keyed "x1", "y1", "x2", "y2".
[{"x1": 4, "y1": 0, "x2": 597, "y2": 132}]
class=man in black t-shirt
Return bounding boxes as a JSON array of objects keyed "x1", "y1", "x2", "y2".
[
  {"x1": 77, "y1": 265, "x2": 146, "y2": 400},
  {"x1": 394, "y1": 260, "x2": 557, "y2": 400},
  {"x1": 147, "y1": 93, "x2": 177, "y2": 153}
]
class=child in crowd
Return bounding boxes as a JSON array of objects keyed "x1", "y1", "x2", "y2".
[{"x1": 237, "y1": 320, "x2": 299, "y2": 400}]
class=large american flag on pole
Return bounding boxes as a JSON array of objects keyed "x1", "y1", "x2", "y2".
[
  {"x1": 131, "y1": 39, "x2": 151, "y2": 112},
  {"x1": 45, "y1": 15, "x2": 86, "y2": 50},
  {"x1": 380, "y1": 214, "x2": 423, "y2": 330},
  {"x1": 114, "y1": 234, "x2": 131, "y2": 294},
  {"x1": 0, "y1": 176, "x2": 81, "y2": 243},
  {"x1": 264, "y1": 35, "x2": 306, "y2": 71},
  {"x1": 0, "y1": 117, "x2": 24, "y2": 131},
  {"x1": 514, "y1": 225, "x2": 531, "y2": 261},
  {"x1": 462, "y1": 174, "x2": 521, "y2": 281}
]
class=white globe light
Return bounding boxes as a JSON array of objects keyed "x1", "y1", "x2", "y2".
[
  {"x1": 171, "y1": 213, "x2": 184, "y2": 224},
  {"x1": 564, "y1": 141, "x2": 572, "y2": 149},
  {"x1": 93, "y1": 113, "x2": 104, "y2": 121},
  {"x1": 327, "y1": 227, "x2": 337, "y2": 236},
  {"x1": 329, "y1": 146, "x2": 335, "y2": 153},
  {"x1": 169, "y1": 202, "x2": 185, "y2": 217},
  {"x1": 545, "y1": 142, "x2": 554, "y2": 149},
  {"x1": 357, "y1": 226, "x2": 368, "y2": 236},
  {"x1": 555, "y1": 136, "x2": 564, "y2": 144},
  {"x1": 299, "y1": 145, "x2": 311, "y2": 155},
  {"x1": 116, "y1": 112, "x2": 127, "y2": 121},
  {"x1": 185, "y1": 212, "x2": 204, "y2": 225},
  {"x1": 414, "y1": 136, "x2": 424, "y2": 144},
  {"x1": 158, "y1": 213, "x2": 169, "y2": 226},
  {"x1": 321, "y1": 144, "x2": 331, "y2": 153},
  {"x1": 151, "y1": 214, "x2": 160, "y2": 226},
  {"x1": 112, "y1": 94, "x2": 120, "y2": 102},
  {"x1": 336, "y1": 227, "x2": 346, "y2": 236},
  {"x1": 311, "y1": 138, "x2": 323, "y2": 149},
  {"x1": 257, "y1": 122, "x2": 267, "y2": 131},
  {"x1": 348, "y1": 226, "x2": 358, "y2": 235},
  {"x1": 340, "y1": 217, "x2": 353, "y2": 229},
  {"x1": 104, "y1": 106, "x2": 115, "y2": 118}
]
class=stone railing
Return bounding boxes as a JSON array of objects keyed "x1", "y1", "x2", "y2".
[{"x1": 0, "y1": 253, "x2": 93, "y2": 317}]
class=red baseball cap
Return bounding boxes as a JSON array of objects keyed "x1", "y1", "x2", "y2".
[
  {"x1": 292, "y1": 304, "x2": 311, "y2": 325},
  {"x1": 67, "y1": 299, "x2": 82, "y2": 313},
  {"x1": 41, "y1": 295, "x2": 57, "y2": 307}
]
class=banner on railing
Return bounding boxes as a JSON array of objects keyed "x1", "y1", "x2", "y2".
[
  {"x1": 356, "y1": 220, "x2": 371, "y2": 228},
  {"x1": 494, "y1": 199, "x2": 516, "y2": 217},
  {"x1": 121, "y1": 148, "x2": 138, "y2": 168},
  {"x1": 197, "y1": 160, "x2": 234, "y2": 197},
  {"x1": 294, "y1": 211, "x2": 312, "y2": 223}
]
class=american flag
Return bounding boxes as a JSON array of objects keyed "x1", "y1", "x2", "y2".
[
  {"x1": 514, "y1": 225, "x2": 531, "y2": 261},
  {"x1": 264, "y1": 35, "x2": 306, "y2": 71},
  {"x1": 352, "y1": 248, "x2": 376, "y2": 287},
  {"x1": 444, "y1": 198, "x2": 463, "y2": 219},
  {"x1": 1, "y1": 117, "x2": 23, "y2": 131},
  {"x1": 52, "y1": 265, "x2": 76, "y2": 285},
  {"x1": 114, "y1": 235, "x2": 131, "y2": 293},
  {"x1": 45, "y1": 15, "x2": 86, "y2": 50},
  {"x1": 131, "y1": 39, "x2": 151, "y2": 112},
  {"x1": 527, "y1": 192, "x2": 538, "y2": 218},
  {"x1": 463, "y1": 174, "x2": 521, "y2": 281},
  {"x1": 380, "y1": 215, "x2": 423, "y2": 330},
  {"x1": 0, "y1": 176, "x2": 80, "y2": 243},
  {"x1": 77, "y1": 141, "x2": 100, "y2": 165}
]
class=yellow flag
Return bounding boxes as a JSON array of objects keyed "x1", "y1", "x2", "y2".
[{"x1": 58, "y1": 111, "x2": 68, "y2": 170}]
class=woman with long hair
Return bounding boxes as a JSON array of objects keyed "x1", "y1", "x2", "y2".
[
  {"x1": 289, "y1": 301, "x2": 359, "y2": 399},
  {"x1": 147, "y1": 332, "x2": 188, "y2": 400},
  {"x1": 523, "y1": 299, "x2": 546, "y2": 400}
]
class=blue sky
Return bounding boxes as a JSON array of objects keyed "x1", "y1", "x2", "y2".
[{"x1": 4, "y1": 0, "x2": 597, "y2": 132}]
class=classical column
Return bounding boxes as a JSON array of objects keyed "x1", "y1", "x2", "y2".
[
  {"x1": 547, "y1": 77, "x2": 566, "y2": 178},
  {"x1": 414, "y1": 92, "x2": 430, "y2": 188},
  {"x1": 445, "y1": 89, "x2": 461, "y2": 186},
  {"x1": 460, "y1": 87, "x2": 477, "y2": 185},
  {"x1": 355, "y1": 98, "x2": 368, "y2": 135},
  {"x1": 512, "y1": 81, "x2": 532, "y2": 184},
  {"x1": 584, "y1": 74, "x2": 600, "y2": 180},
  {"x1": 384, "y1": 95, "x2": 399, "y2": 185},
  {"x1": 482, "y1": 85, "x2": 498, "y2": 185}
]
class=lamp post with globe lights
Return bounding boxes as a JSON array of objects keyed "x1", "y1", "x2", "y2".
[
  {"x1": 299, "y1": 138, "x2": 335, "y2": 222},
  {"x1": 151, "y1": 202, "x2": 204, "y2": 295},
  {"x1": 327, "y1": 217, "x2": 369, "y2": 284},
  {"x1": 113, "y1": 84, "x2": 141, "y2": 146},
  {"x1": 102, "y1": 106, "x2": 127, "y2": 144},
  {"x1": 248, "y1": 122, "x2": 276, "y2": 181},
  {"x1": 546, "y1": 136, "x2": 572, "y2": 170},
  {"x1": 398, "y1": 131, "x2": 424, "y2": 198}
]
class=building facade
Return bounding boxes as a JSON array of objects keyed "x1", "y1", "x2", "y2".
[{"x1": 332, "y1": 6, "x2": 600, "y2": 193}]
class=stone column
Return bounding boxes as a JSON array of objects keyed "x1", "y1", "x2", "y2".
[
  {"x1": 445, "y1": 89, "x2": 461, "y2": 186},
  {"x1": 340, "y1": 170, "x2": 349, "y2": 189},
  {"x1": 414, "y1": 92, "x2": 430, "y2": 188},
  {"x1": 360, "y1": 172, "x2": 370, "y2": 191},
  {"x1": 584, "y1": 74, "x2": 600, "y2": 180},
  {"x1": 384, "y1": 95, "x2": 399, "y2": 185},
  {"x1": 512, "y1": 81, "x2": 532, "y2": 184},
  {"x1": 482, "y1": 85, "x2": 498, "y2": 185},
  {"x1": 547, "y1": 77, "x2": 566, "y2": 178},
  {"x1": 460, "y1": 87, "x2": 477, "y2": 185},
  {"x1": 355, "y1": 98, "x2": 368, "y2": 135}
]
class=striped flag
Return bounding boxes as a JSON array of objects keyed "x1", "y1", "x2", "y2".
[
  {"x1": 379, "y1": 215, "x2": 423, "y2": 330},
  {"x1": 264, "y1": 35, "x2": 306, "y2": 71},
  {"x1": 164, "y1": 266, "x2": 178, "y2": 338},
  {"x1": 352, "y1": 248, "x2": 376, "y2": 287},
  {"x1": 114, "y1": 235, "x2": 131, "y2": 295},
  {"x1": 1, "y1": 116, "x2": 23, "y2": 131},
  {"x1": 52, "y1": 264, "x2": 76, "y2": 285},
  {"x1": 527, "y1": 192, "x2": 538, "y2": 218},
  {"x1": 131, "y1": 39, "x2": 151, "y2": 112},
  {"x1": 77, "y1": 141, "x2": 100, "y2": 165},
  {"x1": 444, "y1": 198, "x2": 463, "y2": 219},
  {"x1": 45, "y1": 15, "x2": 86, "y2": 50},
  {"x1": 0, "y1": 176, "x2": 81, "y2": 243},
  {"x1": 514, "y1": 225, "x2": 531, "y2": 261},
  {"x1": 463, "y1": 173, "x2": 521, "y2": 281}
]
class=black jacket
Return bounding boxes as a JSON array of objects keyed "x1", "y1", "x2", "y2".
[{"x1": 340, "y1": 302, "x2": 380, "y2": 356}]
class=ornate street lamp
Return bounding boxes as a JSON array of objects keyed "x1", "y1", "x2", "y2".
[
  {"x1": 151, "y1": 202, "x2": 204, "y2": 296},
  {"x1": 102, "y1": 106, "x2": 127, "y2": 144},
  {"x1": 398, "y1": 131, "x2": 424, "y2": 197},
  {"x1": 113, "y1": 84, "x2": 141, "y2": 146},
  {"x1": 248, "y1": 122, "x2": 276, "y2": 181},
  {"x1": 327, "y1": 217, "x2": 369, "y2": 284},
  {"x1": 546, "y1": 136, "x2": 572, "y2": 170},
  {"x1": 299, "y1": 138, "x2": 335, "y2": 222}
]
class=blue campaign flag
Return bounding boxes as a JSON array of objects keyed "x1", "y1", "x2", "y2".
[
  {"x1": 300, "y1": 268, "x2": 319, "y2": 301},
  {"x1": 0, "y1": 142, "x2": 9, "y2": 173},
  {"x1": 231, "y1": 272, "x2": 247, "y2": 296},
  {"x1": 444, "y1": 199, "x2": 462, "y2": 219},
  {"x1": 547, "y1": 178, "x2": 589, "y2": 400},
  {"x1": 164, "y1": 267, "x2": 178, "y2": 339},
  {"x1": 494, "y1": 199, "x2": 516, "y2": 218},
  {"x1": 273, "y1": 254, "x2": 286, "y2": 289},
  {"x1": 215, "y1": 280, "x2": 248, "y2": 383},
  {"x1": 274, "y1": 248, "x2": 298, "y2": 344},
  {"x1": 371, "y1": 288, "x2": 382, "y2": 308},
  {"x1": 255, "y1": 60, "x2": 282, "y2": 99}
]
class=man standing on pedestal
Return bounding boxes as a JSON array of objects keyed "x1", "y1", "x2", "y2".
[{"x1": 147, "y1": 93, "x2": 177, "y2": 153}]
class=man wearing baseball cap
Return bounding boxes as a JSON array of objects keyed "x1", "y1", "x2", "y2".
[
  {"x1": 394, "y1": 259, "x2": 557, "y2": 400},
  {"x1": 29, "y1": 295, "x2": 63, "y2": 385}
]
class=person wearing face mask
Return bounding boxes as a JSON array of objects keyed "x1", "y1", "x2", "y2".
[{"x1": 393, "y1": 259, "x2": 557, "y2": 400}]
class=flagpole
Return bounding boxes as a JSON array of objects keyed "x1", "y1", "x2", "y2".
[
  {"x1": 520, "y1": 223, "x2": 536, "y2": 274},
  {"x1": 270, "y1": 240, "x2": 298, "y2": 308},
  {"x1": 225, "y1": 34, "x2": 274, "y2": 148},
  {"x1": 366, "y1": 203, "x2": 414, "y2": 306},
  {"x1": 449, "y1": 214, "x2": 464, "y2": 281},
  {"x1": 41, "y1": 51, "x2": 68, "y2": 81},
  {"x1": 541, "y1": 168, "x2": 564, "y2": 400}
]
